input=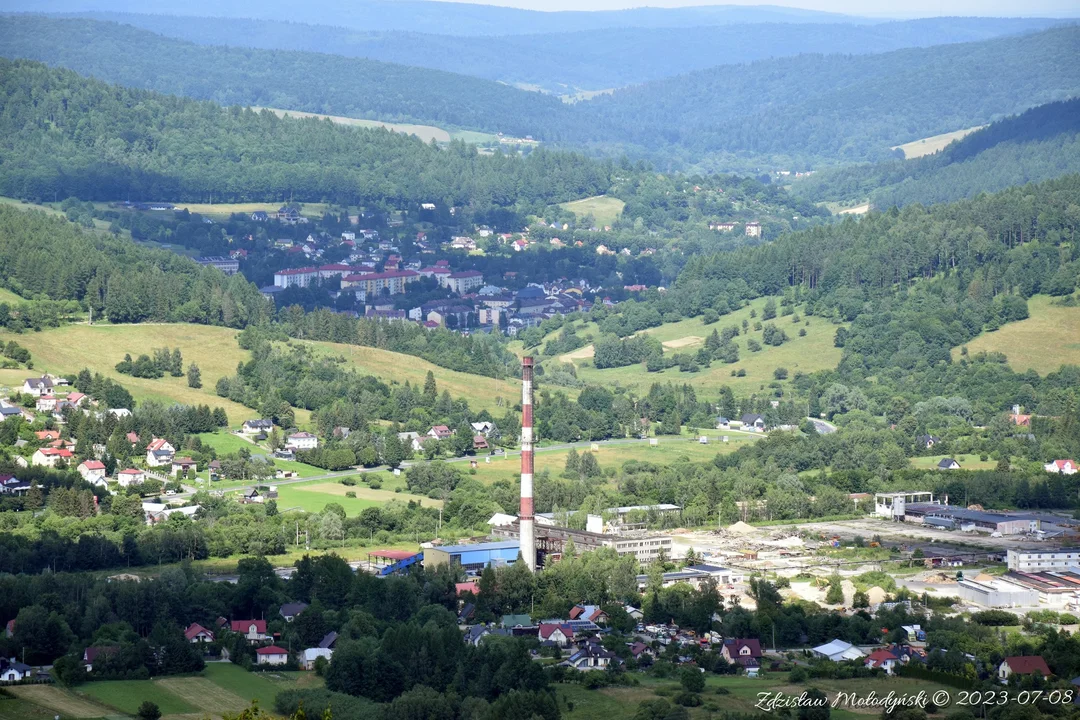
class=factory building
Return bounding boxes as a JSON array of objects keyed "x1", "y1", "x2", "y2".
[
  {"x1": 423, "y1": 541, "x2": 520, "y2": 573},
  {"x1": 874, "y1": 492, "x2": 1039, "y2": 535},
  {"x1": 955, "y1": 578, "x2": 1039, "y2": 608},
  {"x1": 1007, "y1": 548, "x2": 1080, "y2": 572},
  {"x1": 1002, "y1": 570, "x2": 1080, "y2": 608},
  {"x1": 491, "y1": 519, "x2": 672, "y2": 567}
]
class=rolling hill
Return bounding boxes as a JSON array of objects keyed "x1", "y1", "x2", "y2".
[
  {"x1": 43, "y1": 12, "x2": 1067, "y2": 93},
  {"x1": 6, "y1": 1, "x2": 864, "y2": 35},
  {"x1": 794, "y1": 98, "x2": 1080, "y2": 207}
]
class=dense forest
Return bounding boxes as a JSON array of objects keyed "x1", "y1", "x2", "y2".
[
  {"x1": 0, "y1": 16, "x2": 571, "y2": 139},
  {"x1": 52, "y1": 12, "x2": 1064, "y2": 92},
  {"x1": 795, "y1": 99, "x2": 1080, "y2": 208},
  {"x1": 0, "y1": 58, "x2": 609, "y2": 207},
  {"x1": 0, "y1": 206, "x2": 268, "y2": 326},
  {"x1": 5, "y1": 17, "x2": 1079, "y2": 173}
]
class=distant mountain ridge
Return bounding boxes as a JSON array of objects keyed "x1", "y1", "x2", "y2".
[
  {"x1": 1, "y1": 0, "x2": 866, "y2": 35},
  {"x1": 793, "y1": 98, "x2": 1080, "y2": 208},
  {"x1": 37, "y1": 12, "x2": 1070, "y2": 92}
]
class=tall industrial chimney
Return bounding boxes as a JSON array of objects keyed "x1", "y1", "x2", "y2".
[{"x1": 520, "y1": 357, "x2": 536, "y2": 571}]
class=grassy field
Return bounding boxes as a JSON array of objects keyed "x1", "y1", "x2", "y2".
[
  {"x1": 559, "y1": 672, "x2": 959, "y2": 720},
  {"x1": 1, "y1": 196, "x2": 124, "y2": 237},
  {"x1": 253, "y1": 106, "x2": 451, "y2": 143},
  {"x1": 448, "y1": 129, "x2": 502, "y2": 144},
  {"x1": 0, "y1": 323, "x2": 273, "y2": 425},
  {"x1": 892, "y1": 125, "x2": 984, "y2": 159},
  {"x1": 170, "y1": 200, "x2": 329, "y2": 220},
  {"x1": 559, "y1": 195, "x2": 625, "y2": 227},
  {"x1": 6, "y1": 686, "x2": 115, "y2": 719},
  {"x1": 76, "y1": 664, "x2": 317, "y2": 718},
  {"x1": 540, "y1": 297, "x2": 843, "y2": 395},
  {"x1": 952, "y1": 295, "x2": 1080, "y2": 374},
  {"x1": 300, "y1": 339, "x2": 518, "y2": 413},
  {"x1": 467, "y1": 434, "x2": 748, "y2": 487},
  {"x1": 274, "y1": 477, "x2": 442, "y2": 515},
  {"x1": 910, "y1": 454, "x2": 997, "y2": 471},
  {"x1": 0, "y1": 287, "x2": 27, "y2": 305}
]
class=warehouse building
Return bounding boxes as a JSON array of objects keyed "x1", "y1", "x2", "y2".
[
  {"x1": 955, "y1": 577, "x2": 1039, "y2": 608},
  {"x1": 1002, "y1": 570, "x2": 1080, "y2": 608},
  {"x1": 1007, "y1": 548, "x2": 1080, "y2": 572},
  {"x1": 900, "y1": 503, "x2": 1039, "y2": 535},
  {"x1": 423, "y1": 541, "x2": 520, "y2": 573}
]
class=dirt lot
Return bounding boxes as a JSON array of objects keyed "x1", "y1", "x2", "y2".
[{"x1": 783, "y1": 517, "x2": 1040, "y2": 553}]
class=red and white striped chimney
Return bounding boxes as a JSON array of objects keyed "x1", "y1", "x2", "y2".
[{"x1": 520, "y1": 357, "x2": 536, "y2": 571}]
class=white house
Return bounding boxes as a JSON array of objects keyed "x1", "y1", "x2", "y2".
[
  {"x1": 184, "y1": 623, "x2": 215, "y2": 644},
  {"x1": 301, "y1": 647, "x2": 333, "y2": 670},
  {"x1": 146, "y1": 438, "x2": 175, "y2": 467},
  {"x1": 997, "y1": 656, "x2": 1051, "y2": 683},
  {"x1": 1044, "y1": 459, "x2": 1078, "y2": 475},
  {"x1": 22, "y1": 376, "x2": 53, "y2": 397},
  {"x1": 117, "y1": 468, "x2": 145, "y2": 487},
  {"x1": 0, "y1": 658, "x2": 31, "y2": 682},
  {"x1": 242, "y1": 419, "x2": 274, "y2": 435},
  {"x1": 256, "y1": 645, "x2": 289, "y2": 666},
  {"x1": 32, "y1": 447, "x2": 73, "y2": 468},
  {"x1": 230, "y1": 620, "x2": 267, "y2": 644},
  {"x1": 538, "y1": 624, "x2": 573, "y2": 647},
  {"x1": 286, "y1": 432, "x2": 318, "y2": 451},
  {"x1": 78, "y1": 460, "x2": 107, "y2": 484}
]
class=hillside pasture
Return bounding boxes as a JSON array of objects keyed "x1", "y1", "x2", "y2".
[
  {"x1": 0, "y1": 323, "x2": 271, "y2": 424},
  {"x1": 892, "y1": 125, "x2": 984, "y2": 159},
  {"x1": 7, "y1": 686, "x2": 114, "y2": 719},
  {"x1": 299, "y1": 339, "x2": 517, "y2": 413},
  {"x1": 952, "y1": 295, "x2": 1080, "y2": 374},
  {"x1": 273, "y1": 477, "x2": 441, "y2": 516},
  {"x1": 252, "y1": 106, "x2": 450, "y2": 143},
  {"x1": 541, "y1": 297, "x2": 844, "y2": 395},
  {"x1": 910, "y1": 454, "x2": 998, "y2": 471},
  {"x1": 558, "y1": 195, "x2": 625, "y2": 226},
  {"x1": 80, "y1": 679, "x2": 196, "y2": 716}
]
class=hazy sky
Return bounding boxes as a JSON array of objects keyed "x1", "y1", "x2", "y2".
[{"x1": 426, "y1": 0, "x2": 1080, "y2": 17}]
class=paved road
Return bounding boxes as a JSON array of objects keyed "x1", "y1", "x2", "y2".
[{"x1": 808, "y1": 418, "x2": 837, "y2": 435}]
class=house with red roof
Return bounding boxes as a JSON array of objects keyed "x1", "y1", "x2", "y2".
[
  {"x1": 256, "y1": 645, "x2": 289, "y2": 665},
  {"x1": 865, "y1": 649, "x2": 899, "y2": 675},
  {"x1": 185, "y1": 623, "x2": 214, "y2": 643},
  {"x1": 117, "y1": 468, "x2": 145, "y2": 487},
  {"x1": 78, "y1": 460, "x2": 107, "y2": 484},
  {"x1": 1044, "y1": 459, "x2": 1078, "y2": 475},
  {"x1": 34, "y1": 430, "x2": 60, "y2": 442},
  {"x1": 83, "y1": 645, "x2": 119, "y2": 672},
  {"x1": 569, "y1": 605, "x2": 607, "y2": 624},
  {"x1": 538, "y1": 623, "x2": 574, "y2": 647},
  {"x1": 230, "y1": 619, "x2": 268, "y2": 644},
  {"x1": 146, "y1": 438, "x2": 175, "y2": 467},
  {"x1": 428, "y1": 425, "x2": 453, "y2": 441},
  {"x1": 998, "y1": 656, "x2": 1051, "y2": 683},
  {"x1": 32, "y1": 447, "x2": 73, "y2": 468}
]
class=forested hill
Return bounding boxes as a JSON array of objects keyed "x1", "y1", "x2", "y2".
[
  {"x1": 0, "y1": 59, "x2": 609, "y2": 208},
  {"x1": 46, "y1": 12, "x2": 1066, "y2": 92},
  {"x1": 0, "y1": 15, "x2": 572, "y2": 139},
  {"x1": 568, "y1": 25, "x2": 1080, "y2": 170},
  {"x1": 793, "y1": 98, "x2": 1080, "y2": 208},
  {"x1": 6, "y1": 1, "x2": 860, "y2": 35}
]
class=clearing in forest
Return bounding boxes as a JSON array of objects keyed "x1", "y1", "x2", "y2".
[
  {"x1": 891, "y1": 125, "x2": 985, "y2": 159},
  {"x1": 559, "y1": 195, "x2": 625, "y2": 227},
  {"x1": 952, "y1": 295, "x2": 1080, "y2": 375},
  {"x1": 252, "y1": 106, "x2": 451, "y2": 143}
]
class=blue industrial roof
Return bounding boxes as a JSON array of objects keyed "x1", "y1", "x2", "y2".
[{"x1": 435, "y1": 540, "x2": 520, "y2": 554}]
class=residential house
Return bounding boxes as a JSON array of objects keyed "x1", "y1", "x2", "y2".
[
  {"x1": 32, "y1": 447, "x2": 73, "y2": 468},
  {"x1": 146, "y1": 438, "x2": 176, "y2": 467},
  {"x1": 242, "y1": 419, "x2": 274, "y2": 435},
  {"x1": 627, "y1": 642, "x2": 654, "y2": 661},
  {"x1": 256, "y1": 646, "x2": 289, "y2": 666},
  {"x1": 937, "y1": 458, "x2": 961, "y2": 470},
  {"x1": 230, "y1": 620, "x2": 268, "y2": 644},
  {"x1": 568, "y1": 605, "x2": 607, "y2": 624},
  {"x1": 624, "y1": 605, "x2": 644, "y2": 621},
  {"x1": 286, "y1": 432, "x2": 318, "y2": 451},
  {"x1": 171, "y1": 457, "x2": 197, "y2": 476},
  {"x1": 301, "y1": 647, "x2": 332, "y2": 670},
  {"x1": 185, "y1": 623, "x2": 215, "y2": 644},
  {"x1": 22, "y1": 376, "x2": 53, "y2": 397},
  {"x1": 721, "y1": 638, "x2": 763, "y2": 669},
  {"x1": 77, "y1": 460, "x2": 107, "y2": 484},
  {"x1": 464, "y1": 626, "x2": 492, "y2": 647},
  {"x1": 117, "y1": 469, "x2": 145, "y2": 487},
  {"x1": 563, "y1": 644, "x2": 618, "y2": 671},
  {"x1": 65, "y1": 392, "x2": 87, "y2": 408},
  {"x1": 279, "y1": 602, "x2": 309, "y2": 622},
  {"x1": 35, "y1": 430, "x2": 60, "y2": 442},
  {"x1": 998, "y1": 656, "x2": 1051, "y2": 683},
  {"x1": 1045, "y1": 460, "x2": 1078, "y2": 475},
  {"x1": 745, "y1": 222, "x2": 762, "y2": 237},
  {"x1": 429, "y1": 425, "x2": 453, "y2": 441},
  {"x1": 473, "y1": 435, "x2": 489, "y2": 452},
  {"x1": 865, "y1": 649, "x2": 899, "y2": 675},
  {"x1": 318, "y1": 631, "x2": 338, "y2": 650},
  {"x1": 0, "y1": 475, "x2": 30, "y2": 494},
  {"x1": 740, "y1": 414, "x2": 766, "y2": 431},
  {"x1": 35, "y1": 395, "x2": 56, "y2": 413},
  {"x1": 0, "y1": 658, "x2": 31, "y2": 682},
  {"x1": 538, "y1": 623, "x2": 574, "y2": 647},
  {"x1": 916, "y1": 435, "x2": 940, "y2": 449}
]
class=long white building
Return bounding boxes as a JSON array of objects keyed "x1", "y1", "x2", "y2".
[{"x1": 1007, "y1": 548, "x2": 1080, "y2": 572}]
